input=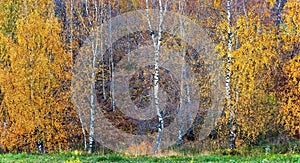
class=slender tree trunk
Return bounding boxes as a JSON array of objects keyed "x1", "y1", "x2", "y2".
[
  {"x1": 88, "y1": 1, "x2": 99, "y2": 154},
  {"x1": 186, "y1": 83, "x2": 191, "y2": 124},
  {"x1": 69, "y1": 0, "x2": 89, "y2": 151},
  {"x1": 78, "y1": 112, "x2": 87, "y2": 150},
  {"x1": 89, "y1": 31, "x2": 97, "y2": 154},
  {"x1": 152, "y1": 47, "x2": 163, "y2": 153},
  {"x1": 109, "y1": 4, "x2": 115, "y2": 111},
  {"x1": 89, "y1": 80, "x2": 95, "y2": 154},
  {"x1": 70, "y1": 0, "x2": 74, "y2": 63},
  {"x1": 177, "y1": 0, "x2": 186, "y2": 146},
  {"x1": 178, "y1": 58, "x2": 185, "y2": 146},
  {"x1": 101, "y1": 29, "x2": 106, "y2": 100},
  {"x1": 226, "y1": 0, "x2": 236, "y2": 149},
  {"x1": 145, "y1": 0, "x2": 169, "y2": 153},
  {"x1": 1, "y1": 98, "x2": 6, "y2": 140}
]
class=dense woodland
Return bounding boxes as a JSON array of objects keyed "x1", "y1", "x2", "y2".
[{"x1": 0, "y1": 0, "x2": 299, "y2": 153}]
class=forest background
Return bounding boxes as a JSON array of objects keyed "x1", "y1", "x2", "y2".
[{"x1": 0, "y1": 0, "x2": 299, "y2": 154}]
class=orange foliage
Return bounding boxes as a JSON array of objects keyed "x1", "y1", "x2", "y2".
[{"x1": 0, "y1": 0, "x2": 80, "y2": 152}]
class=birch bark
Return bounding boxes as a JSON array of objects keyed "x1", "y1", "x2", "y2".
[
  {"x1": 226, "y1": 0, "x2": 236, "y2": 149},
  {"x1": 145, "y1": 0, "x2": 169, "y2": 153}
]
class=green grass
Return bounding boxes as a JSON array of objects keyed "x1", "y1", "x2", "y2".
[{"x1": 0, "y1": 153, "x2": 299, "y2": 163}]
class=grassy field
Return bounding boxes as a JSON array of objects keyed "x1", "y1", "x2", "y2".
[{"x1": 0, "y1": 152, "x2": 299, "y2": 163}]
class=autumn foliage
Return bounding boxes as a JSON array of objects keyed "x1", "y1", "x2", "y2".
[
  {"x1": 0, "y1": 0, "x2": 299, "y2": 153},
  {"x1": 0, "y1": 0, "x2": 80, "y2": 152}
]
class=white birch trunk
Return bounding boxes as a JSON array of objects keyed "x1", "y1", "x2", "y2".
[
  {"x1": 89, "y1": 31, "x2": 97, "y2": 154},
  {"x1": 74, "y1": 0, "x2": 89, "y2": 151},
  {"x1": 101, "y1": 29, "x2": 106, "y2": 100},
  {"x1": 88, "y1": 1, "x2": 99, "y2": 154},
  {"x1": 177, "y1": 0, "x2": 186, "y2": 146},
  {"x1": 145, "y1": 0, "x2": 169, "y2": 153},
  {"x1": 67, "y1": 0, "x2": 89, "y2": 151},
  {"x1": 109, "y1": 4, "x2": 115, "y2": 111},
  {"x1": 78, "y1": 112, "x2": 87, "y2": 151},
  {"x1": 226, "y1": 0, "x2": 236, "y2": 149}
]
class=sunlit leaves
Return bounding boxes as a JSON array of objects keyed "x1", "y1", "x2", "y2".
[
  {"x1": 277, "y1": 1, "x2": 300, "y2": 138},
  {"x1": 0, "y1": 0, "x2": 78, "y2": 152},
  {"x1": 0, "y1": 0, "x2": 299, "y2": 152},
  {"x1": 215, "y1": 1, "x2": 281, "y2": 145},
  {"x1": 280, "y1": 40, "x2": 300, "y2": 137}
]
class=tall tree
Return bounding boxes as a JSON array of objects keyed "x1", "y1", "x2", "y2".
[
  {"x1": 225, "y1": 0, "x2": 236, "y2": 149},
  {"x1": 214, "y1": 0, "x2": 284, "y2": 147},
  {"x1": 278, "y1": 0, "x2": 300, "y2": 138},
  {"x1": 145, "y1": 0, "x2": 170, "y2": 153},
  {"x1": 0, "y1": 0, "x2": 76, "y2": 152}
]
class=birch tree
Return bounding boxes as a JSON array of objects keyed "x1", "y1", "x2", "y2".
[
  {"x1": 109, "y1": 2, "x2": 116, "y2": 112},
  {"x1": 176, "y1": 0, "x2": 193, "y2": 146},
  {"x1": 145, "y1": 0, "x2": 170, "y2": 153},
  {"x1": 71, "y1": 0, "x2": 105, "y2": 153},
  {"x1": 225, "y1": 0, "x2": 236, "y2": 149},
  {"x1": 177, "y1": 0, "x2": 185, "y2": 146},
  {"x1": 0, "y1": 0, "x2": 75, "y2": 152},
  {"x1": 278, "y1": 1, "x2": 300, "y2": 138},
  {"x1": 214, "y1": 0, "x2": 287, "y2": 147}
]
